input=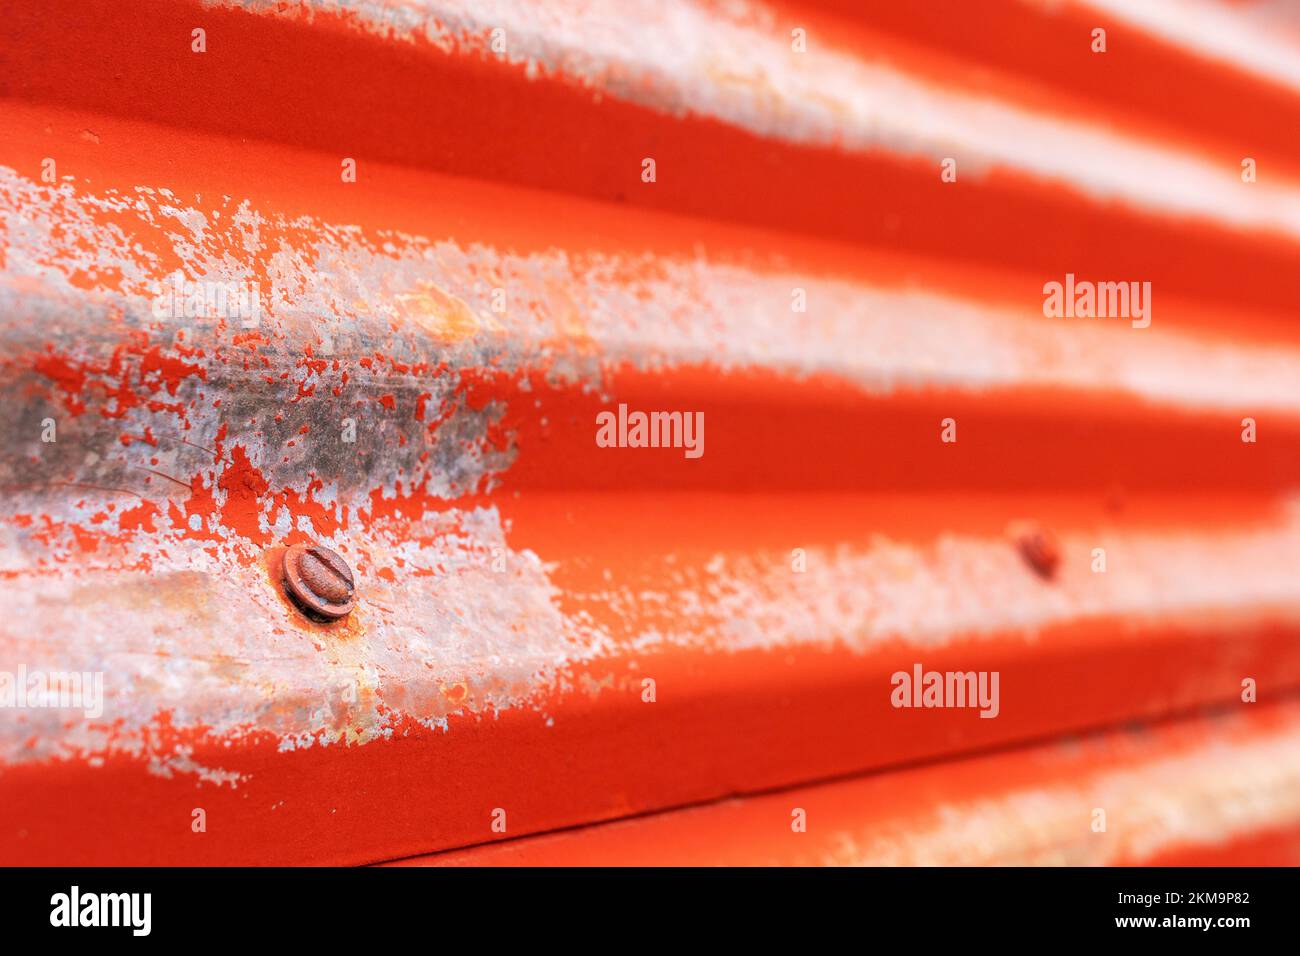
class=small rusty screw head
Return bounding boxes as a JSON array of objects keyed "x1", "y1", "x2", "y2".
[
  {"x1": 282, "y1": 542, "x2": 356, "y2": 620},
  {"x1": 1010, "y1": 522, "x2": 1060, "y2": 581}
]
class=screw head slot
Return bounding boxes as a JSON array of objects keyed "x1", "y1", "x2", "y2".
[{"x1": 282, "y1": 543, "x2": 356, "y2": 620}]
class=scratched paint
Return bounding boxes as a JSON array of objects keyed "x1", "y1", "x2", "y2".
[
  {"x1": 5, "y1": 169, "x2": 1300, "y2": 417},
  {"x1": 1078, "y1": 0, "x2": 1300, "y2": 92},
  {"x1": 586, "y1": 510, "x2": 1300, "y2": 653},
  {"x1": 208, "y1": 0, "x2": 1300, "y2": 237},
  {"x1": 8, "y1": 507, "x2": 1300, "y2": 776},
  {"x1": 1, "y1": 0, "x2": 1299, "y2": 868},
  {"x1": 811, "y1": 710, "x2": 1300, "y2": 865},
  {"x1": 821, "y1": 730, "x2": 1300, "y2": 866},
  {"x1": 4, "y1": 161, "x2": 1300, "y2": 777}
]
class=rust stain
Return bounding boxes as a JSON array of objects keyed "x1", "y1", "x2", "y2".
[{"x1": 394, "y1": 282, "x2": 483, "y2": 343}]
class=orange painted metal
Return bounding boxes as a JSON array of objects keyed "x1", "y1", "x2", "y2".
[
  {"x1": 389, "y1": 700, "x2": 1300, "y2": 866},
  {"x1": 1, "y1": 0, "x2": 1299, "y2": 866}
]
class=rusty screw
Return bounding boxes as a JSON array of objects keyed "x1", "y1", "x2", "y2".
[
  {"x1": 282, "y1": 542, "x2": 356, "y2": 620},
  {"x1": 1011, "y1": 522, "x2": 1060, "y2": 581}
]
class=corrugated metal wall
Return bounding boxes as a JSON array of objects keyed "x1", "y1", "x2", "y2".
[{"x1": 2, "y1": 0, "x2": 1299, "y2": 865}]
